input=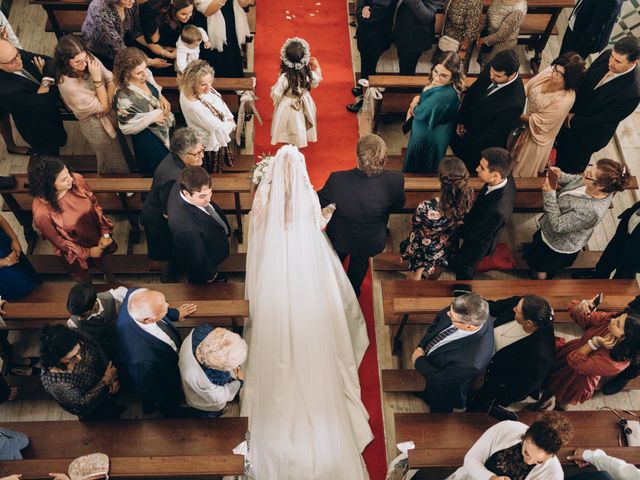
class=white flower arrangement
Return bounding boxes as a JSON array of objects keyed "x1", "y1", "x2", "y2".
[
  {"x1": 280, "y1": 37, "x2": 311, "y2": 70},
  {"x1": 251, "y1": 154, "x2": 275, "y2": 186}
]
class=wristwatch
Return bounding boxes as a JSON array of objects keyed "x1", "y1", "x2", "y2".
[
  {"x1": 102, "y1": 233, "x2": 111, "y2": 239},
  {"x1": 41, "y1": 76, "x2": 54, "y2": 87}
]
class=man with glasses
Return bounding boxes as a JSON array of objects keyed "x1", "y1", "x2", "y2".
[{"x1": 0, "y1": 39, "x2": 67, "y2": 155}]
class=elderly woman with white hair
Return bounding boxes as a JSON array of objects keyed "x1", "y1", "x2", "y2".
[{"x1": 179, "y1": 325, "x2": 247, "y2": 416}]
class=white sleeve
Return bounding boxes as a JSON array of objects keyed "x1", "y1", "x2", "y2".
[
  {"x1": 0, "y1": 12, "x2": 21, "y2": 49},
  {"x1": 198, "y1": 27, "x2": 209, "y2": 42},
  {"x1": 175, "y1": 44, "x2": 188, "y2": 73},
  {"x1": 108, "y1": 286, "x2": 128, "y2": 304},
  {"x1": 310, "y1": 66, "x2": 322, "y2": 88},
  {"x1": 462, "y1": 422, "x2": 520, "y2": 480},
  {"x1": 585, "y1": 449, "x2": 640, "y2": 480},
  {"x1": 183, "y1": 95, "x2": 233, "y2": 150},
  {"x1": 270, "y1": 74, "x2": 288, "y2": 105}
]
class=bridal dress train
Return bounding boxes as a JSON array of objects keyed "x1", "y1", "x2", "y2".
[{"x1": 241, "y1": 145, "x2": 373, "y2": 479}]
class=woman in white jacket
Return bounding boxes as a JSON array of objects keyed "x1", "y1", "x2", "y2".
[{"x1": 447, "y1": 412, "x2": 573, "y2": 480}]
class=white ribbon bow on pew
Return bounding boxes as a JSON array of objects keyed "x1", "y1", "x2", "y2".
[
  {"x1": 385, "y1": 441, "x2": 418, "y2": 480},
  {"x1": 358, "y1": 78, "x2": 384, "y2": 133},
  {"x1": 236, "y1": 87, "x2": 264, "y2": 146}
]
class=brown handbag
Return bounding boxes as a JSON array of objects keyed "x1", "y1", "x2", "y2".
[{"x1": 68, "y1": 453, "x2": 110, "y2": 480}]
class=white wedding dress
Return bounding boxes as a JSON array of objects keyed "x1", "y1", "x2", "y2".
[{"x1": 241, "y1": 145, "x2": 373, "y2": 479}]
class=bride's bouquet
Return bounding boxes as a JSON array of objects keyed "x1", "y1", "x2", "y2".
[{"x1": 251, "y1": 154, "x2": 275, "y2": 186}]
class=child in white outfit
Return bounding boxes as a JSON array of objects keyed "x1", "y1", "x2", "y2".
[{"x1": 176, "y1": 25, "x2": 211, "y2": 73}]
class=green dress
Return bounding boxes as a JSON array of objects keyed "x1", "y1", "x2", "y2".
[{"x1": 403, "y1": 84, "x2": 460, "y2": 173}]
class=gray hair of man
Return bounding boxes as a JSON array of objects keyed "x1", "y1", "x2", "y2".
[
  {"x1": 356, "y1": 133, "x2": 387, "y2": 177},
  {"x1": 451, "y1": 293, "x2": 490, "y2": 327},
  {"x1": 127, "y1": 288, "x2": 168, "y2": 324},
  {"x1": 170, "y1": 127, "x2": 202, "y2": 157}
]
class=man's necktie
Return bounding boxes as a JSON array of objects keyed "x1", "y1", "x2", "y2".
[
  {"x1": 423, "y1": 325, "x2": 457, "y2": 355},
  {"x1": 485, "y1": 82, "x2": 499, "y2": 96},
  {"x1": 157, "y1": 319, "x2": 181, "y2": 349},
  {"x1": 205, "y1": 204, "x2": 229, "y2": 235},
  {"x1": 595, "y1": 71, "x2": 615, "y2": 90},
  {"x1": 18, "y1": 69, "x2": 39, "y2": 85}
]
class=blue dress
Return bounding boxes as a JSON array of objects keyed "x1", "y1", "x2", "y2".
[
  {"x1": 403, "y1": 84, "x2": 460, "y2": 173},
  {"x1": 0, "y1": 229, "x2": 40, "y2": 300}
]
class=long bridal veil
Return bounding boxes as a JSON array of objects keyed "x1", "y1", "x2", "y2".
[{"x1": 241, "y1": 145, "x2": 373, "y2": 479}]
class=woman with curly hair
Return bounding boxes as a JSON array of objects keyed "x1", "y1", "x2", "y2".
[
  {"x1": 400, "y1": 157, "x2": 473, "y2": 280},
  {"x1": 28, "y1": 158, "x2": 117, "y2": 283},
  {"x1": 447, "y1": 411, "x2": 573, "y2": 480}
]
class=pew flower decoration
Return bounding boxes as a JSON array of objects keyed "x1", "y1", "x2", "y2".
[{"x1": 252, "y1": 154, "x2": 275, "y2": 186}]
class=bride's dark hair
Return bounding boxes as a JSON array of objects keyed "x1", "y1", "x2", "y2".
[{"x1": 438, "y1": 156, "x2": 473, "y2": 223}]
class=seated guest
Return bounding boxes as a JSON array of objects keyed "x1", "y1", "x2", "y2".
[
  {"x1": 400, "y1": 156, "x2": 473, "y2": 280},
  {"x1": 141, "y1": 127, "x2": 204, "y2": 281},
  {"x1": 451, "y1": 50, "x2": 525, "y2": 173},
  {"x1": 116, "y1": 287, "x2": 197, "y2": 416},
  {"x1": 455, "y1": 147, "x2": 515, "y2": 280},
  {"x1": 524, "y1": 161, "x2": 630, "y2": 279},
  {"x1": 411, "y1": 293, "x2": 494, "y2": 412},
  {"x1": 318, "y1": 134, "x2": 405, "y2": 297},
  {"x1": 167, "y1": 166, "x2": 230, "y2": 284},
  {"x1": 175, "y1": 25, "x2": 210, "y2": 73},
  {"x1": 29, "y1": 159, "x2": 118, "y2": 283},
  {"x1": 512, "y1": 53, "x2": 585, "y2": 177},
  {"x1": 0, "y1": 427, "x2": 29, "y2": 460},
  {"x1": 40, "y1": 324, "x2": 124, "y2": 420},
  {"x1": 178, "y1": 60, "x2": 235, "y2": 173},
  {"x1": 179, "y1": 326, "x2": 247, "y2": 416},
  {"x1": 477, "y1": 0, "x2": 527, "y2": 69},
  {"x1": 0, "y1": 39, "x2": 67, "y2": 155},
  {"x1": 403, "y1": 52, "x2": 464, "y2": 173},
  {"x1": 568, "y1": 447, "x2": 640, "y2": 479},
  {"x1": 528, "y1": 297, "x2": 640, "y2": 411},
  {"x1": 446, "y1": 412, "x2": 572, "y2": 480},
  {"x1": 467, "y1": 295, "x2": 555, "y2": 421},
  {"x1": 0, "y1": 214, "x2": 40, "y2": 300}
]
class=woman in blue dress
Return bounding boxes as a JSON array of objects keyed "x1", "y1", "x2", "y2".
[
  {"x1": 0, "y1": 215, "x2": 40, "y2": 300},
  {"x1": 403, "y1": 52, "x2": 464, "y2": 173}
]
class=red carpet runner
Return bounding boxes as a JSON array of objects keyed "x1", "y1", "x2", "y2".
[{"x1": 252, "y1": 1, "x2": 387, "y2": 478}]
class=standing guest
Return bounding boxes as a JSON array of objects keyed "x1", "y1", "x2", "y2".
[
  {"x1": 568, "y1": 447, "x2": 640, "y2": 479},
  {"x1": 455, "y1": 147, "x2": 515, "y2": 280},
  {"x1": 446, "y1": 412, "x2": 572, "y2": 480},
  {"x1": 393, "y1": 0, "x2": 445, "y2": 76},
  {"x1": 411, "y1": 293, "x2": 494, "y2": 412},
  {"x1": 167, "y1": 166, "x2": 231, "y2": 284},
  {"x1": 178, "y1": 60, "x2": 235, "y2": 172},
  {"x1": 175, "y1": 25, "x2": 211, "y2": 73},
  {"x1": 403, "y1": 52, "x2": 464, "y2": 173},
  {"x1": 524, "y1": 161, "x2": 629, "y2": 280},
  {"x1": 29, "y1": 159, "x2": 118, "y2": 284},
  {"x1": 0, "y1": 39, "x2": 67, "y2": 156},
  {"x1": 54, "y1": 35, "x2": 130, "y2": 175},
  {"x1": 560, "y1": 0, "x2": 625, "y2": 60},
  {"x1": 477, "y1": 0, "x2": 527, "y2": 69},
  {"x1": 318, "y1": 134, "x2": 405, "y2": 297},
  {"x1": 436, "y1": 0, "x2": 483, "y2": 68},
  {"x1": 113, "y1": 47, "x2": 175, "y2": 175},
  {"x1": 400, "y1": 157, "x2": 473, "y2": 280},
  {"x1": 467, "y1": 295, "x2": 555, "y2": 421},
  {"x1": 556, "y1": 36, "x2": 640, "y2": 173},
  {"x1": 116, "y1": 287, "x2": 197, "y2": 416},
  {"x1": 0, "y1": 214, "x2": 40, "y2": 301},
  {"x1": 40, "y1": 324, "x2": 124, "y2": 420},
  {"x1": 141, "y1": 128, "x2": 204, "y2": 281},
  {"x1": 512, "y1": 53, "x2": 585, "y2": 177},
  {"x1": 451, "y1": 49, "x2": 525, "y2": 173},
  {"x1": 179, "y1": 325, "x2": 247, "y2": 416}
]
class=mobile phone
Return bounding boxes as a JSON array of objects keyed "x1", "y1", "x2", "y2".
[
  {"x1": 547, "y1": 169, "x2": 559, "y2": 190},
  {"x1": 592, "y1": 292, "x2": 604, "y2": 310}
]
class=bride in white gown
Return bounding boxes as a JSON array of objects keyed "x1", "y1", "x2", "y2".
[{"x1": 241, "y1": 144, "x2": 373, "y2": 479}]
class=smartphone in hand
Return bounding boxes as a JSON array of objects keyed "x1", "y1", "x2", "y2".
[
  {"x1": 547, "y1": 168, "x2": 559, "y2": 190},
  {"x1": 591, "y1": 292, "x2": 604, "y2": 311}
]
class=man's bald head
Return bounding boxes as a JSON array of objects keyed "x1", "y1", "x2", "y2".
[
  {"x1": 128, "y1": 289, "x2": 169, "y2": 324},
  {"x1": 0, "y1": 39, "x2": 22, "y2": 73}
]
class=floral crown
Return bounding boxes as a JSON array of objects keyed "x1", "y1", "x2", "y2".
[{"x1": 280, "y1": 37, "x2": 311, "y2": 70}]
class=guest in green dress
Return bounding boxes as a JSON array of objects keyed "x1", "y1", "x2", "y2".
[{"x1": 403, "y1": 52, "x2": 464, "y2": 173}]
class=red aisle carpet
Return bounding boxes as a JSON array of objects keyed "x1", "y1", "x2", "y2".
[{"x1": 252, "y1": 0, "x2": 387, "y2": 478}]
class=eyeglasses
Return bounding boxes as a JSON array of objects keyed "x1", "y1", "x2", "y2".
[
  {"x1": 69, "y1": 54, "x2": 89, "y2": 66},
  {"x1": 584, "y1": 164, "x2": 599, "y2": 182},
  {"x1": 552, "y1": 65, "x2": 565, "y2": 77},
  {"x1": 432, "y1": 68, "x2": 451, "y2": 81},
  {"x1": 186, "y1": 148, "x2": 205, "y2": 157},
  {"x1": 0, "y1": 51, "x2": 20, "y2": 65}
]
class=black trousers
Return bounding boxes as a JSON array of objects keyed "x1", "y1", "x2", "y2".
[
  {"x1": 359, "y1": 47, "x2": 384, "y2": 80},
  {"x1": 337, "y1": 252, "x2": 370, "y2": 297},
  {"x1": 594, "y1": 230, "x2": 640, "y2": 279},
  {"x1": 398, "y1": 50, "x2": 423, "y2": 76},
  {"x1": 555, "y1": 127, "x2": 597, "y2": 174}
]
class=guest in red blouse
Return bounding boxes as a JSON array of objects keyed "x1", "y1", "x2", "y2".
[
  {"x1": 29, "y1": 158, "x2": 118, "y2": 283},
  {"x1": 528, "y1": 297, "x2": 640, "y2": 411}
]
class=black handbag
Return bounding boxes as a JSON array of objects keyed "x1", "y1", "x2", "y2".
[{"x1": 402, "y1": 116, "x2": 414, "y2": 135}]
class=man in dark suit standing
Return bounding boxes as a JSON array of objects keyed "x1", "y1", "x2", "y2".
[
  {"x1": 455, "y1": 147, "x2": 516, "y2": 280},
  {"x1": 559, "y1": 0, "x2": 624, "y2": 60},
  {"x1": 167, "y1": 166, "x2": 231, "y2": 284},
  {"x1": 116, "y1": 287, "x2": 197, "y2": 417},
  {"x1": 467, "y1": 295, "x2": 556, "y2": 421},
  {"x1": 412, "y1": 293, "x2": 494, "y2": 412},
  {"x1": 0, "y1": 39, "x2": 67, "y2": 155},
  {"x1": 318, "y1": 134, "x2": 405, "y2": 297},
  {"x1": 556, "y1": 36, "x2": 640, "y2": 173},
  {"x1": 451, "y1": 50, "x2": 526, "y2": 173}
]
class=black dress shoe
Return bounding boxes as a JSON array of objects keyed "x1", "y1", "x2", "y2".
[
  {"x1": 488, "y1": 404, "x2": 518, "y2": 421},
  {"x1": 351, "y1": 85, "x2": 363, "y2": 97},
  {"x1": 346, "y1": 99, "x2": 363, "y2": 113},
  {"x1": 212, "y1": 273, "x2": 228, "y2": 283}
]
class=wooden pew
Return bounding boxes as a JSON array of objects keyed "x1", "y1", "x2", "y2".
[
  {"x1": 30, "y1": 0, "x2": 88, "y2": 38},
  {"x1": 0, "y1": 418, "x2": 248, "y2": 478}
]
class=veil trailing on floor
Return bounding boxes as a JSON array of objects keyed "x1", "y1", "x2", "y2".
[{"x1": 241, "y1": 144, "x2": 373, "y2": 479}]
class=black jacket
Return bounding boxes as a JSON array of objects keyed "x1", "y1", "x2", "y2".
[
  {"x1": 0, "y1": 50, "x2": 67, "y2": 154},
  {"x1": 166, "y1": 183, "x2": 230, "y2": 284},
  {"x1": 393, "y1": 0, "x2": 444, "y2": 53},
  {"x1": 414, "y1": 308, "x2": 494, "y2": 412},
  {"x1": 598, "y1": 201, "x2": 640, "y2": 276},
  {"x1": 318, "y1": 168, "x2": 405, "y2": 257},
  {"x1": 140, "y1": 153, "x2": 186, "y2": 228},
  {"x1": 356, "y1": 0, "x2": 397, "y2": 54},
  {"x1": 561, "y1": 0, "x2": 624, "y2": 57}
]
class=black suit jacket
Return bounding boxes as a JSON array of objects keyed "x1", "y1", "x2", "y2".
[
  {"x1": 561, "y1": 0, "x2": 623, "y2": 57},
  {"x1": 140, "y1": 153, "x2": 186, "y2": 228},
  {"x1": 356, "y1": 0, "x2": 396, "y2": 54},
  {"x1": 600, "y1": 201, "x2": 640, "y2": 275},
  {"x1": 414, "y1": 308, "x2": 494, "y2": 412},
  {"x1": 166, "y1": 183, "x2": 230, "y2": 284},
  {"x1": 0, "y1": 50, "x2": 66, "y2": 154},
  {"x1": 451, "y1": 68, "x2": 526, "y2": 170},
  {"x1": 480, "y1": 297, "x2": 556, "y2": 405},
  {"x1": 318, "y1": 169, "x2": 405, "y2": 257},
  {"x1": 393, "y1": 0, "x2": 444, "y2": 53}
]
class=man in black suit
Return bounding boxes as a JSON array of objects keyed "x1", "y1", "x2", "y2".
[
  {"x1": 412, "y1": 293, "x2": 494, "y2": 412},
  {"x1": 559, "y1": 0, "x2": 624, "y2": 60},
  {"x1": 451, "y1": 50, "x2": 526, "y2": 173},
  {"x1": 455, "y1": 147, "x2": 516, "y2": 280},
  {"x1": 556, "y1": 36, "x2": 640, "y2": 173},
  {"x1": 467, "y1": 295, "x2": 556, "y2": 421},
  {"x1": 167, "y1": 166, "x2": 231, "y2": 284},
  {"x1": 318, "y1": 134, "x2": 405, "y2": 297},
  {"x1": 0, "y1": 39, "x2": 67, "y2": 155}
]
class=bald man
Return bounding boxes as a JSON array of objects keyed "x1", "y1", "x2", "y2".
[{"x1": 116, "y1": 287, "x2": 196, "y2": 417}]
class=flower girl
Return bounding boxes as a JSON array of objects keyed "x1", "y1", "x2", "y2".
[{"x1": 270, "y1": 37, "x2": 322, "y2": 148}]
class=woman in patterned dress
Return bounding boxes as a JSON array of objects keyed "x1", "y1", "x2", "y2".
[
  {"x1": 437, "y1": 0, "x2": 483, "y2": 68},
  {"x1": 477, "y1": 0, "x2": 527, "y2": 68}
]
